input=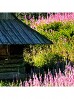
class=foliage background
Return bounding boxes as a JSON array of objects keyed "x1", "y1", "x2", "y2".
[{"x1": 16, "y1": 13, "x2": 74, "y2": 68}]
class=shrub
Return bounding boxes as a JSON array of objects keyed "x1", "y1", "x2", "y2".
[
  {"x1": 33, "y1": 53, "x2": 47, "y2": 68},
  {"x1": 23, "y1": 13, "x2": 74, "y2": 68}
]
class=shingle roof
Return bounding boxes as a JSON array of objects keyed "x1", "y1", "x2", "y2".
[{"x1": 0, "y1": 13, "x2": 53, "y2": 45}]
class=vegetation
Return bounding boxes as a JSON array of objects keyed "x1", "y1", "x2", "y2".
[
  {"x1": 0, "y1": 65, "x2": 74, "y2": 86},
  {"x1": 0, "y1": 13, "x2": 74, "y2": 86},
  {"x1": 23, "y1": 13, "x2": 74, "y2": 68}
]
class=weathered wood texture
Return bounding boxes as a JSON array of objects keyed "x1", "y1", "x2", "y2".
[{"x1": 0, "y1": 45, "x2": 25, "y2": 79}]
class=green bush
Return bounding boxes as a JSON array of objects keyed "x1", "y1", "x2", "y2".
[
  {"x1": 33, "y1": 53, "x2": 47, "y2": 68},
  {"x1": 23, "y1": 21, "x2": 74, "y2": 68},
  {"x1": 37, "y1": 22, "x2": 63, "y2": 32}
]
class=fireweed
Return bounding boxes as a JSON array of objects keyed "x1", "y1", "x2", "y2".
[
  {"x1": 0, "y1": 65, "x2": 74, "y2": 86},
  {"x1": 24, "y1": 13, "x2": 74, "y2": 28},
  {"x1": 18, "y1": 65, "x2": 74, "y2": 87}
]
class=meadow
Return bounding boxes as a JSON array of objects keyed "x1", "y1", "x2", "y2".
[{"x1": 0, "y1": 13, "x2": 74, "y2": 86}]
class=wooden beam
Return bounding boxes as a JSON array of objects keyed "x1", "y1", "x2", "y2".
[{"x1": 6, "y1": 45, "x2": 10, "y2": 60}]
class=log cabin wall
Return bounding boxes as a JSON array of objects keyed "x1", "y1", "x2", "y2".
[
  {"x1": 10, "y1": 45, "x2": 24, "y2": 56},
  {"x1": 0, "y1": 45, "x2": 7, "y2": 55},
  {"x1": 0, "y1": 45, "x2": 8, "y2": 60},
  {"x1": 0, "y1": 45, "x2": 24, "y2": 60},
  {"x1": 0, "y1": 45, "x2": 25, "y2": 79}
]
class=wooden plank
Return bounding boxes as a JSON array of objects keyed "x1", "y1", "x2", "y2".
[{"x1": 0, "y1": 72, "x2": 25, "y2": 79}]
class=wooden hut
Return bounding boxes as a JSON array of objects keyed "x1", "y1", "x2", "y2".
[{"x1": 0, "y1": 13, "x2": 53, "y2": 79}]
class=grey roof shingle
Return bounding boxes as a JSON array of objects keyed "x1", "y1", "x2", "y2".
[{"x1": 0, "y1": 13, "x2": 53, "y2": 45}]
